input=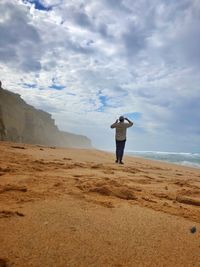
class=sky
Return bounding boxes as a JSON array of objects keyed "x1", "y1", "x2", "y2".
[{"x1": 0, "y1": 0, "x2": 200, "y2": 152}]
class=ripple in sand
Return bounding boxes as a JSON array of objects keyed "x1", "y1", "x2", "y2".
[
  {"x1": 0, "y1": 185, "x2": 27, "y2": 194},
  {"x1": 89, "y1": 185, "x2": 137, "y2": 200},
  {"x1": 0, "y1": 210, "x2": 24, "y2": 218},
  {"x1": 11, "y1": 146, "x2": 26, "y2": 149},
  {"x1": 176, "y1": 196, "x2": 200, "y2": 206}
]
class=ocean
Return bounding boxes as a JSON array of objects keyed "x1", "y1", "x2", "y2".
[{"x1": 126, "y1": 151, "x2": 200, "y2": 169}]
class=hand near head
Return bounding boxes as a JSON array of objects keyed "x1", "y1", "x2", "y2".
[
  {"x1": 116, "y1": 119, "x2": 119, "y2": 123},
  {"x1": 124, "y1": 117, "x2": 133, "y2": 124}
]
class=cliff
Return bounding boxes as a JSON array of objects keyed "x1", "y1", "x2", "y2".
[{"x1": 0, "y1": 86, "x2": 92, "y2": 148}]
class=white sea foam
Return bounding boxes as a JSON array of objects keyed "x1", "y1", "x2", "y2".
[
  {"x1": 127, "y1": 150, "x2": 200, "y2": 156},
  {"x1": 127, "y1": 151, "x2": 200, "y2": 169},
  {"x1": 178, "y1": 161, "x2": 200, "y2": 168}
]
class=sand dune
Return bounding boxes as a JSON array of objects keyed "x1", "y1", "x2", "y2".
[{"x1": 0, "y1": 141, "x2": 200, "y2": 267}]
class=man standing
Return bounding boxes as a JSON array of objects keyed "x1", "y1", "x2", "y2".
[{"x1": 110, "y1": 116, "x2": 133, "y2": 164}]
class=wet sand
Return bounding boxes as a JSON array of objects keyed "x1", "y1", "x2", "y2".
[{"x1": 0, "y1": 141, "x2": 200, "y2": 267}]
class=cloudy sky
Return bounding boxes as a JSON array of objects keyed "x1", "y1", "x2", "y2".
[{"x1": 0, "y1": 0, "x2": 200, "y2": 152}]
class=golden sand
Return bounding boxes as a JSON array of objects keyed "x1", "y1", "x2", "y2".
[{"x1": 0, "y1": 141, "x2": 200, "y2": 267}]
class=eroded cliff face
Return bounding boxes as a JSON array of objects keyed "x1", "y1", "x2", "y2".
[{"x1": 0, "y1": 87, "x2": 92, "y2": 148}]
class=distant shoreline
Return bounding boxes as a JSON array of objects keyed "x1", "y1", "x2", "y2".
[{"x1": 101, "y1": 148, "x2": 200, "y2": 169}]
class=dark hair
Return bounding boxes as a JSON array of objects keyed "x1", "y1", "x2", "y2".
[{"x1": 119, "y1": 116, "x2": 124, "y2": 122}]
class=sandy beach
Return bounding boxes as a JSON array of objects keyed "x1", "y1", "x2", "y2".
[{"x1": 0, "y1": 141, "x2": 200, "y2": 267}]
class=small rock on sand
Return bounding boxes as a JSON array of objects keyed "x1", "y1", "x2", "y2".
[{"x1": 190, "y1": 226, "x2": 196, "y2": 234}]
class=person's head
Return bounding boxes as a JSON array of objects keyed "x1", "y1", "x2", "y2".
[{"x1": 119, "y1": 116, "x2": 124, "y2": 122}]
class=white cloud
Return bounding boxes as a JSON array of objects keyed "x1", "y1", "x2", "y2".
[{"x1": 0, "y1": 0, "x2": 200, "y2": 152}]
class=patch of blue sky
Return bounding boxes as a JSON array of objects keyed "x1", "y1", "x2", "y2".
[
  {"x1": 23, "y1": 83, "x2": 37, "y2": 88},
  {"x1": 22, "y1": 0, "x2": 52, "y2": 11},
  {"x1": 124, "y1": 112, "x2": 142, "y2": 121},
  {"x1": 124, "y1": 112, "x2": 145, "y2": 133},
  {"x1": 96, "y1": 94, "x2": 109, "y2": 112},
  {"x1": 49, "y1": 84, "x2": 65, "y2": 90},
  {"x1": 99, "y1": 95, "x2": 107, "y2": 106}
]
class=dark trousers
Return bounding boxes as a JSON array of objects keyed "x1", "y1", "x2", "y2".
[{"x1": 116, "y1": 140, "x2": 126, "y2": 162}]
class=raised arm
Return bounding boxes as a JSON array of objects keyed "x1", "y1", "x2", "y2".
[
  {"x1": 110, "y1": 119, "x2": 118, "y2": 128},
  {"x1": 124, "y1": 118, "x2": 133, "y2": 127}
]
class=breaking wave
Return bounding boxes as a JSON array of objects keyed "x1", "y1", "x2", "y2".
[{"x1": 127, "y1": 151, "x2": 200, "y2": 169}]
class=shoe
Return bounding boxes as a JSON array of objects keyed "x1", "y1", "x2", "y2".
[
  {"x1": 115, "y1": 160, "x2": 118, "y2": 163},
  {"x1": 119, "y1": 161, "x2": 124, "y2": 164}
]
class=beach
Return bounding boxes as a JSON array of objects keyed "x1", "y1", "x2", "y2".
[{"x1": 0, "y1": 141, "x2": 200, "y2": 267}]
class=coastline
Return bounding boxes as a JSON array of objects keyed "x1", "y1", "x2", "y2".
[
  {"x1": 0, "y1": 141, "x2": 200, "y2": 266},
  {"x1": 126, "y1": 151, "x2": 200, "y2": 169}
]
